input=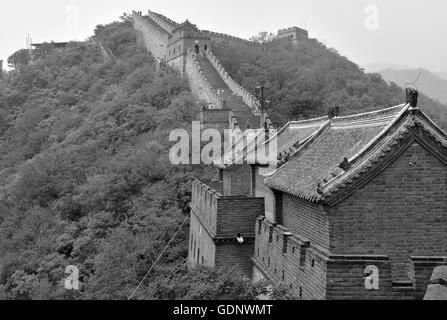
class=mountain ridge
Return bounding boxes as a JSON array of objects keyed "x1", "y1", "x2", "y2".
[{"x1": 376, "y1": 67, "x2": 447, "y2": 106}]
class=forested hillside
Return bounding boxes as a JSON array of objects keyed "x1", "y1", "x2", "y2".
[
  {"x1": 212, "y1": 38, "x2": 447, "y2": 130},
  {"x1": 0, "y1": 16, "x2": 446, "y2": 300},
  {"x1": 0, "y1": 17, "x2": 234, "y2": 300}
]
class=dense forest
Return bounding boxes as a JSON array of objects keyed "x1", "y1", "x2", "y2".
[
  {"x1": 0, "y1": 17, "x2": 282, "y2": 300},
  {"x1": 0, "y1": 16, "x2": 445, "y2": 300},
  {"x1": 213, "y1": 38, "x2": 447, "y2": 129}
]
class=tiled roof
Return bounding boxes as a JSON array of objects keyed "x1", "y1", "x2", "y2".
[
  {"x1": 215, "y1": 115, "x2": 329, "y2": 168},
  {"x1": 274, "y1": 116, "x2": 330, "y2": 157},
  {"x1": 265, "y1": 104, "x2": 412, "y2": 202}
]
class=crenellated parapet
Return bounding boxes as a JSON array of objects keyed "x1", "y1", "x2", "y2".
[
  {"x1": 133, "y1": 9, "x2": 271, "y2": 126},
  {"x1": 277, "y1": 26, "x2": 309, "y2": 44},
  {"x1": 132, "y1": 11, "x2": 170, "y2": 59},
  {"x1": 185, "y1": 49, "x2": 225, "y2": 109},
  {"x1": 147, "y1": 9, "x2": 179, "y2": 34},
  {"x1": 205, "y1": 50, "x2": 262, "y2": 115},
  {"x1": 201, "y1": 30, "x2": 262, "y2": 47}
]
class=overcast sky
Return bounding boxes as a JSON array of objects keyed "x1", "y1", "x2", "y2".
[{"x1": 1, "y1": 0, "x2": 446, "y2": 71}]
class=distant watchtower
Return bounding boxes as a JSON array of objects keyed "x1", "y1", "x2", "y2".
[{"x1": 277, "y1": 27, "x2": 308, "y2": 45}]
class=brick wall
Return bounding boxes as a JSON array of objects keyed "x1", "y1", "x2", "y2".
[
  {"x1": 326, "y1": 255, "x2": 401, "y2": 300},
  {"x1": 189, "y1": 212, "x2": 216, "y2": 268},
  {"x1": 191, "y1": 180, "x2": 218, "y2": 235},
  {"x1": 282, "y1": 194, "x2": 330, "y2": 250},
  {"x1": 217, "y1": 196, "x2": 264, "y2": 236},
  {"x1": 277, "y1": 27, "x2": 309, "y2": 42},
  {"x1": 185, "y1": 50, "x2": 223, "y2": 107},
  {"x1": 132, "y1": 12, "x2": 169, "y2": 60},
  {"x1": 222, "y1": 165, "x2": 252, "y2": 196},
  {"x1": 253, "y1": 218, "x2": 327, "y2": 300},
  {"x1": 201, "y1": 30, "x2": 262, "y2": 48},
  {"x1": 189, "y1": 179, "x2": 265, "y2": 276},
  {"x1": 216, "y1": 243, "x2": 255, "y2": 276},
  {"x1": 328, "y1": 142, "x2": 447, "y2": 280},
  {"x1": 147, "y1": 10, "x2": 178, "y2": 33},
  {"x1": 206, "y1": 50, "x2": 261, "y2": 114}
]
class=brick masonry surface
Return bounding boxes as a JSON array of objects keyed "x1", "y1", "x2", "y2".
[
  {"x1": 254, "y1": 139, "x2": 447, "y2": 299},
  {"x1": 328, "y1": 142, "x2": 447, "y2": 280}
]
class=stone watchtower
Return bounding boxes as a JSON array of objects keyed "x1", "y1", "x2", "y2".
[
  {"x1": 165, "y1": 20, "x2": 211, "y2": 74},
  {"x1": 277, "y1": 27, "x2": 309, "y2": 45}
]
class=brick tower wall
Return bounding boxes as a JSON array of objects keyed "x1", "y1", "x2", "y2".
[
  {"x1": 327, "y1": 142, "x2": 447, "y2": 280},
  {"x1": 189, "y1": 180, "x2": 265, "y2": 276},
  {"x1": 222, "y1": 165, "x2": 252, "y2": 196},
  {"x1": 189, "y1": 212, "x2": 216, "y2": 268},
  {"x1": 282, "y1": 194, "x2": 330, "y2": 251}
]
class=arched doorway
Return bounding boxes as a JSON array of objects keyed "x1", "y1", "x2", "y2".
[{"x1": 195, "y1": 45, "x2": 200, "y2": 54}]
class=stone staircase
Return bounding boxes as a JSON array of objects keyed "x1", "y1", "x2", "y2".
[
  {"x1": 195, "y1": 54, "x2": 231, "y2": 94},
  {"x1": 195, "y1": 54, "x2": 253, "y2": 116}
]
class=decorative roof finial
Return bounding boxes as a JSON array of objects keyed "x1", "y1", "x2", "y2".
[
  {"x1": 406, "y1": 88, "x2": 419, "y2": 110},
  {"x1": 339, "y1": 157, "x2": 351, "y2": 171}
]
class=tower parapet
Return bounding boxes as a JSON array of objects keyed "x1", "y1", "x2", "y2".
[{"x1": 277, "y1": 26, "x2": 308, "y2": 44}]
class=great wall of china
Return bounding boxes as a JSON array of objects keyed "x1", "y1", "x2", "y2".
[
  {"x1": 132, "y1": 10, "x2": 447, "y2": 300},
  {"x1": 132, "y1": 10, "x2": 309, "y2": 130}
]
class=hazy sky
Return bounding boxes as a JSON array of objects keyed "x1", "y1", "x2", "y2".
[{"x1": 1, "y1": 0, "x2": 446, "y2": 71}]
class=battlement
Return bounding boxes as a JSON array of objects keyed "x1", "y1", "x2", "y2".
[
  {"x1": 133, "y1": 11, "x2": 171, "y2": 38},
  {"x1": 201, "y1": 30, "x2": 262, "y2": 47},
  {"x1": 253, "y1": 217, "x2": 327, "y2": 299},
  {"x1": 277, "y1": 26, "x2": 309, "y2": 42},
  {"x1": 132, "y1": 11, "x2": 170, "y2": 59},
  {"x1": 205, "y1": 50, "x2": 261, "y2": 114},
  {"x1": 185, "y1": 48, "x2": 224, "y2": 108},
  {"x1": 147, "y1": 9, "x2": 179, "y2": 33},
  {"x1": 254, "y1": 217, "x2": 447, "y2": 299},
  {"x1": 190, "y1": 180, "x2": 265, "y2": 238}
]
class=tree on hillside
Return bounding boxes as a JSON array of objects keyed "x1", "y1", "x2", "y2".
[
  {"x1": 7, "y1": 49, "x2": 31, "y2": 73},
  {"x1": 249, "y1": 31, "x2": 277, "y2": 43},
  {"x1": 211, "y1": 38, "x2": 447, "y2": 130}
]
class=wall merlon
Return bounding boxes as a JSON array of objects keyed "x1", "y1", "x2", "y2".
[
  {"x1": 147, "y1": 9, "x2": 179, "y2": 33},
  {"x1": 205, "y1": 50, "x2": 262, "y2": 115}
]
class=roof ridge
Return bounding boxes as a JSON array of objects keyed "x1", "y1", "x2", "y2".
[
  {"x1": 289, "y1": 115, "x2": 329, "y2": 127},
  {"x1": 333, "y1": 104, "x2": 407, "y2": 124},
  {"x1": 316, "y1": 108, "x2": 410, "y2": 195},
  {"x1": 346, "y1": 104, "x2": 410, "y2": 163},
  {"x1": 265, "y1": 120, "x2": 331, "y2": 185},
  {"x1": 415, "y1": 109, "x2": 447, "y2": 143},
  {"x1": 321, "y1": 117, "x2": 416, "y2": 201}
]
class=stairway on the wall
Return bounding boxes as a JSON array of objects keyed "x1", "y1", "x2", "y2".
[
  {"x1": 195, "y1": 54, "x2": 230, "y2": 92},
  {"x1": 195, "y1": 54, "x2": 253, "y2": 115}
]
